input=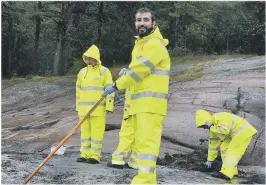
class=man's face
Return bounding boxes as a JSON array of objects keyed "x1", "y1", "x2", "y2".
[
  {"x1": 85, "y1": 57, "x2": 97, "y2": 66},
  {"x1": 135, "y1": 12, "x2": 155, "y2": 37}
]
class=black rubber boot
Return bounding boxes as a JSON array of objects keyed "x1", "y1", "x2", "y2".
[
  {"x1": 124, "y1": 163, "x2": 136, "y2": 169},
  {"x1": 198, "y1": 165, "x2": 215, "y2": 172},
  {"x1": 211, "y1": 171, "x2": 230, "y2": 180},
  {"x1": 107, "y1": 162, "x2": 124, "y2": 169},
  {"x1": 86, "y1": 158, "x2": 100, "y2": 164},
  {"x1": 77, "y1": 157, "x2": 87, "y2": 163}
]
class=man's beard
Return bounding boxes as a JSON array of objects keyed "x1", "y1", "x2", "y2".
[{"x1": 137, "y1": 26, "x2": 154, "y2": 37}]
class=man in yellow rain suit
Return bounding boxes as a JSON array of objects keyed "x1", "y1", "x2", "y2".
[
  {"x1": 107, "y1": 68, "x2": 137, "y2": 170},
  {"x1": 103, "y1": 8, "x2": 170, "y2": 184},
  {"x1": 195, "y1": 109, "x2": 258, "y2": 180},
  {"x1": 76, "y1": 44, "x2": 114, "y2": 164}
]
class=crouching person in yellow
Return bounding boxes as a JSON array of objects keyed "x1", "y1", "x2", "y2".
[
  {"x1": 76, "y1": 44, "x2": 114, "y2": 164},
  {"x1": 195, "y1": 109, "x2": 258, "y2": 180},
  {"x1": 107, "y1": 68, "x2": 138, "y2": 169}
]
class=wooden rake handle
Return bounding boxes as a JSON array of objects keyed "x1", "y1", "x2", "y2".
[{"x1": 24, "y1": 97, "x2": 105, "y2": 184}]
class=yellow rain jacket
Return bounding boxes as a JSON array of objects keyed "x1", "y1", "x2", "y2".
[
  {"x1": 196, "y1": 110, "x2": 258, "y2": 179},
  {"x1": 76, "y1": 45, "x2": 114, "y2": 116},
  {"x1": 114, "y1": 27, "x2": 170, "y2": 184},
  {"x1": 115, "y1": 27, "x2": 170, "y2": 116}
]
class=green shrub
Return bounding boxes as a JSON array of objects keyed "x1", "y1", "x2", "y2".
[{"x1": 68, "y1": 60, "x2": 86, "y2": 75}]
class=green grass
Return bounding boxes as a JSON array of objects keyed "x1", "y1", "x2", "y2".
[
  {"x1": 249, "y1": 66, "x2": 265, "y2": 70},
  {"x1": 1, "y1": 64, "x2": 126, "y2": 86},
  {"x1": 4, "y1": 54, "x2": 261, "y2": 84},
  {"x1": 172, "y1": 59, "x2": 221, "y2": 82},
  {"x1": 174, "y1": 71, "x2": 205, "y2": 81},
  {"x1": 109, "y1": 64, "x2": 128, "y2": 80},
  {"x1": 171, "y1": 55, "x2": 221, "y2": 64},
  {"x1": 243, "y1": 55, "x2": 265, "y2": 60},
  {"x1": 173, "y1": 62, "x2": 205, "y2": 81},
  {"x1": 2, "y1": 76, "x2": 62, "y2": 82},
  {"x1": 222, "y1": 69, "x2": 232, "y2": 72},
  {"x1": 1, "y1": 76, "x2": 76, "y2": 87}
]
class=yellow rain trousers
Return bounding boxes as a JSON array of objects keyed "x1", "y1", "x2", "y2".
[
  {"x1": 79, "y1": 116, "x2": 106, "y2": 161},
  {"x1": 114, "y1": 27, "x2": 170, "y2": 184},
  {"x1": 76, "y1": 45, "x2": 114, "y2": 161},
  {"x1": 131, "y1": 113, "x2": 164, "y2": 184},
  {"x1": 111, "y1": 116, "x2": 138, "y2": 168},
  {"x1": 111, "y1": 89, "x2": 138, "y2": 168},
  {"x1": 196, "y1": 110, "x2": 258, "y2": 179}
]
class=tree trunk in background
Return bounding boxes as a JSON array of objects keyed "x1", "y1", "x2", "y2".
[
  {"x1": 174, "y1": 17, "x2": 178, "y2": 50},
  {"x1": 7, "y1": 17, "x2": 13, "y2": 76},
  {"x1": 53, "y1": 2, "x2": 66, "y2": 76},
  {"x1": 59, "y1": 34, "x2": 65, "y2": 75},
  {"x1": 53, "y1": 34, "x2": 62, "y2": 76},
  {"x1": 226, "y1": 39, "x2": 229, "y2": 54},
  {"x1": 33, "y1": 1, "x2": 41, "y2": 74},
  {"x1": 168, "y1": 18, "x2": 174, "y2": 50},
  {"x1": 96, "y1": 2, "x2": 103, "y2": 48}
]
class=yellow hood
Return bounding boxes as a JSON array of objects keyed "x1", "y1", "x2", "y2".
[
  {"x1": 135, "y1": 26, "x2": 169, "y2": 46},
  {"x1": 82, "y1": 45, "x2": 101, "y2": 65},
  {"x1": 195, "y1": 109, "x2": 213, "y2": 127}
]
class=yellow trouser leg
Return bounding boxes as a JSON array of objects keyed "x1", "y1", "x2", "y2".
[
  {"x1": 90, "y1": 116, "x2": 106, "y2": 162},
  {"x1": 128, "y1": 144, "x2": 138, "y2": 169},
  {"x1": 112, "y1": 116, "x2": 135, "y2": 165},
  {"x1": 128, "y1": 116, "x2": 138, "y2": 169},
  {"x1": 220, "y1": 137, "x2": 252, "y2": 179},
  {"x1": 131, "y1": 113, "x2": 164, "y2": 184},
  {"x1": 220, "y1": 138, "x2": 238, "y2": 175},
  {"x1": 79, "y1": 115, "x2": 91, "y2": 159}
]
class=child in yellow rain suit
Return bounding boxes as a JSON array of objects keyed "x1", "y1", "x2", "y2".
[
  {"x1": 76, "y1": 45, "x2": 114, "y2": 164},
  {"x1": 196, "y1": 109, "x2": 258, "y2": 180}
]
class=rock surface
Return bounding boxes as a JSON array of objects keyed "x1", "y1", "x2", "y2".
[{"x1": 1, "y1": 55, "x2": 265, "y2": 184}]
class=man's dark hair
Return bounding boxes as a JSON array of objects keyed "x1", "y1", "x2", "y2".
[{"x1": 136, "y1": 8, "x2": 155, "y2": 22}]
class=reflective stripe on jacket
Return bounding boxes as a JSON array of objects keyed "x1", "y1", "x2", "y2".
[
  {"x1": 115, "y1": 27, "x2": 170, "y2": 115},
  {"x1": 76, "y1": 45, "x2": 114, "y2": 116},
  {"x1": 207, "y1": 112, "x2": 258, "y2": 161}
]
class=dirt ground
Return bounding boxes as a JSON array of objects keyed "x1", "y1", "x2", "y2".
[
  {"x1": 2, "y1": 149, "x2": 265, "y2": 184},
  {"x1": 1, "y1": 55, "x2": 265, "y2": 184}
]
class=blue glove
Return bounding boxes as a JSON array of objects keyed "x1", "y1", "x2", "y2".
[
  {"x1": 205, "y1": 121, "x2": 212, "y2": 128},
  {"x1": 103, "y1": 85, "x2": 117, "y2": 97},
  {"x1": 205, "y1": 161, "x2": 213, "y2": 168},
  {"x1": 118, "y1": 68, "x2": 127, "y2": 77}
]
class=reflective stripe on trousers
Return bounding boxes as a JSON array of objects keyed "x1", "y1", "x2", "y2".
[
  {"x1": 112, "y1": 151, "x2": 129, "y2": 165},
  {"x1": 137, "y1": 153, "x2": 157, "y2": 173},
  {"x1": 131, "y1": 113, "x2": 164, "y2": 184},
  {"x1": 220, "y1": 137, "x2": 252, "y2": 179},
  {"x1": 112, "y1": 115, "x2": 135, "y2": 165},
  {"x1": 208, "y1": 147, "x2": 218, "y2": 151},
  {"x1": 79, "y1": 116, "x2": 106, "y2": 161}
]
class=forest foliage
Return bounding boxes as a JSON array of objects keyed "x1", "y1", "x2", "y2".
[{"x1": 1, "y1": 1, "x2": 265, "y2": 77}]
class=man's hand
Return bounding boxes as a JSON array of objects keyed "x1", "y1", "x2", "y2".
[
  {"x1": 205, "y1": 161, "x2": 213, "y2": 168},
  {"x1": 103, "y1": 85, "x2": 117, "y2": 97},
  {"x1": 118, "y1": 68, "x2": 127, "y2": 77}
]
